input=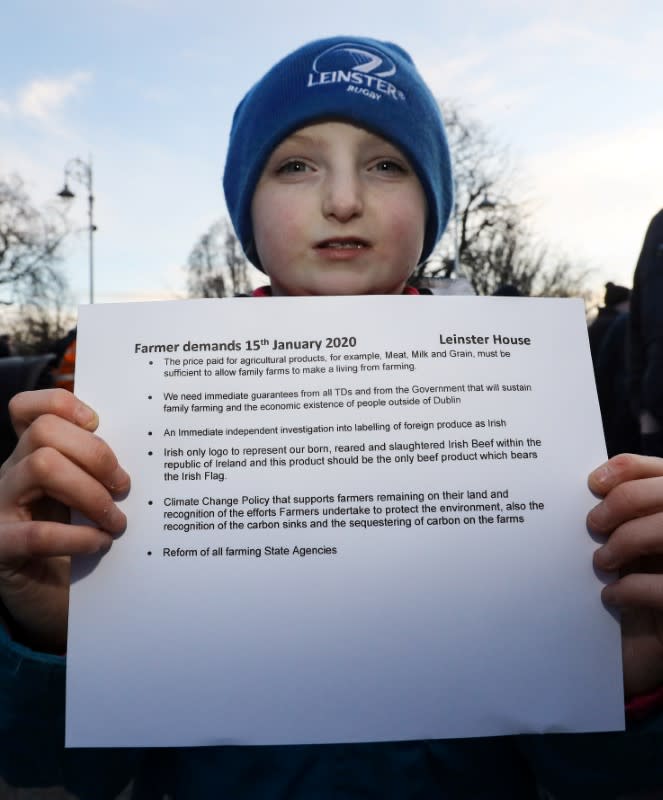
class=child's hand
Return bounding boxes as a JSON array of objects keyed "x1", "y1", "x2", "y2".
[
  {"x1": 589, "y1": 453, "x2": 663, "y2": 698},
  {"x1": 0, "y1": 389, "x2": 129, "y2": 652}
]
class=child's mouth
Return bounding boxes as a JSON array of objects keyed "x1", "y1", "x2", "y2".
[{"x1": 316, "y1": 238, "x2": 369, "y2": 250}]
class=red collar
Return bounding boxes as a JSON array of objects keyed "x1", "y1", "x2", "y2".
[{"x1": 251, "y1": 286, "x2": 420, "y2": 297}]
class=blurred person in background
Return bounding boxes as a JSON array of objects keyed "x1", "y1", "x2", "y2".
[
  {"x1": 629, "y1": 210, "x2": 663, "y2": 457},
  {"x1": 588, "y1": 282, "x2": 630, "y2": 369},
  {"x1": 0, "y1": 335, "x2": 13, "y2": 358}
]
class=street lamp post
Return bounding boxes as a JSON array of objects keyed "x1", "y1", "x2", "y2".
[{"x1": 57, "y1": 157, "x2": 96, "y2": 304}]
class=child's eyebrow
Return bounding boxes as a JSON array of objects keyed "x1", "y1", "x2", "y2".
[
  {"x1": 280, "y1": 130, "x2": 397, "y2": 151},
  {"x1": 279, "y1": 132, "x2": 322, "y2": 147}
]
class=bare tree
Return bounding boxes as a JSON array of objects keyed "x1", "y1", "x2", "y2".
[
  {"x1": 415, "y1": 102, "x2": 589, "y2": 297},
  {"x1": 8, "y1": 269, "x2": 76, "y2": 355},
  {"x1": 454, "y1": 209, "x2": 589, "y2": 297},
  {"x1": 0, "y1": 175, "x2": 69, "y2": 306},
  {"x1": 186, "y1": 219, "x2": 256, "y2": 298}
]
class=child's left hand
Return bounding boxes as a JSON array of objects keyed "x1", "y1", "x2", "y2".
[{"x1": 589, "y1": 453, "x2": 663, "y2": 698}]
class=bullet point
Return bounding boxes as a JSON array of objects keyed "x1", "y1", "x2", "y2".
[
  {"x1": 149, "y1": 361, "x2": 153, "y2": 365},
  {"x1": 148, "y1": 431, "x2": 152, "y2": 436},
  {"x1": 147, "y1": 551, "x2": 152, "y2": 556},
  {"x1": 148, "y1": 395, "x2": 152, "y2": 399},
  {"x1": 148, "y1": 451, "x2": 153, "y2": 456},
  {"x1": 148, "y1": 500, "x2": 153, "y2": 505}
]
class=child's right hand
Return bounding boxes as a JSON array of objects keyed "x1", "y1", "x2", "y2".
[{"x1": 0, "y1": 389, "x2": 129, "y2": 653}]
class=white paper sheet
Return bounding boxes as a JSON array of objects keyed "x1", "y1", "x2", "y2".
[{"x1": 65, "y1": 295, "x2": 624, "y2": 747}]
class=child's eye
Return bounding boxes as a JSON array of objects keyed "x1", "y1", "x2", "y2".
[
  {"x1": 277, "y1": 160, "x2": 311, "y2": 175},
  {"x1": 372, "y1": 159, "x2": 407, "y2": 174}
]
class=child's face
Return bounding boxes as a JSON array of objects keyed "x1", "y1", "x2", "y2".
[{"x1": 251, "y1": 121, "x2": 427, "y2": 296}]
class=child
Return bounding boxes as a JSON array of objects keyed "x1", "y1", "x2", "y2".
[{"x1": 2, "y1": 35, "x2": 663, "y2": 799}]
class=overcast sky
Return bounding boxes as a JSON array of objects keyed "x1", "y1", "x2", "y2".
[{"x1": 1, "y1": 0, "x2": 661, "y2": 307}]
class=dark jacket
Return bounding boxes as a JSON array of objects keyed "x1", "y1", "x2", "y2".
[
  {"x1": 596, "y1": 313, "x2": 640, "y2": 456},
  {"x1": 629, "y1": 210, "x2": 663, "y2": 421}
]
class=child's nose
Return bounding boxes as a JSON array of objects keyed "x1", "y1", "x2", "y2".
[{"x1": 321, "y1": 172, "x2": 363, "y2": 222}]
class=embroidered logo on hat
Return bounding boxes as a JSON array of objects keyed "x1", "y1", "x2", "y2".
[
  {"x1": 307, "y1": 42, "x2": 405, "y2": 102},
  {"x1": 313, "y1": 43, "x2": 396, "y2": 77}
]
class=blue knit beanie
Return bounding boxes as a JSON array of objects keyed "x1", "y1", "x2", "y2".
[{"x1": 223, "y1": 36, "x2": 453, "y2": 270}]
